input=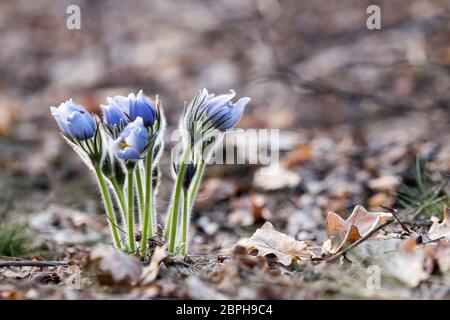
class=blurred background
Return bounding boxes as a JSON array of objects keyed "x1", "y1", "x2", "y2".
[{"x1": 0, "y1": 0, "x2": 449, "y2": 263}]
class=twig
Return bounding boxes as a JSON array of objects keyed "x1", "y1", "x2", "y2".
[
  {"x1": 0, "y1": 260, "x2": 70, "y2": 268},
  {"x1": 326, "y1": 219, "x2": 394, "y2": 262},
  {"x1": 380, "y1": 205, "x2": 412, "y2": 234}
]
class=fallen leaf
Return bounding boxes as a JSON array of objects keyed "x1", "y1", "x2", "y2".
[
  {"x1": 0, "y1": 98, "x2": 18, "y2": 137},
  {"x1": 283, "y1": 144, "x2": 312, "y2": 169},
  {"x1": 229, "y1": 195, "x2": 270, "y2": 227},
  {"x1": 253, "y1": 164, "x2": 301, "y2": 191},
  {"x1": 90, "y1": 244, "x2": 142, "y2": 283},
  {"x1": 368, "y1": 192, "x2": 395, "y2": 211},
  {"x1": 435, "y1": 242, "x2": 450, "y2": 273},
  {"x1": 2, "y1": 269, "x2": 30, "y2": 280},
  {"x1": 384, "y1": 239, "x2": 432, "y2": 288},
  {"x1": 238, "y1": 222, "x2": 311, "y2": 266},
  {"x1": 195, "y1": 178, "x2": 237, "y2": 209},
  {"x1": 140, "y1": 246, "x2": 168, "y2": 285},
  {"x1": 427, "y1": 207, "x2": 450, "y2": 241},
  {"x1": 323, "y1": 205, "x2": 392, "y2": 254},
  {"x1": 367, "y1": 175, "x2": 400, "y2": 191},
  {"x1": 187, "y1": 276, "x2": 229, "y2": 300}
]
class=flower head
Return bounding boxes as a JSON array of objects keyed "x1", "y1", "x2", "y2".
[
  {"x1": 101, "y1": 98, "x2": 128, "y2": 130},
  {"x1": 50, "y1": 99, "x2": 96, "y2": 140},
  {"x1": 112, "y1": 117, "x2": 148, "y2": 160},
  {"x1": 185, "y1": 89, "x2": 250, "y2": 133},
  {"x1": 102, "y1": 90, "x2": 157, "y2": 129},
  {"x1": 128, "y1": 90, "x2": 157, "y2": 127},
  {"x1": 205, "y1": 90, "x2": 250, "y2": 131}
]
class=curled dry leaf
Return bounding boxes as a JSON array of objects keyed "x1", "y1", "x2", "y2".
[
  {"x1": 322, "y1": 205, "x2": 392, "y2": 255},
  {"x1": 238, "y1": 222, "x2": 311, "y2": 266},
  {"x1": 427, "y1": 207, "x2": 450, "y2": 241},
  {"x1": 90, "y1": 244, "x2": 142, "y2": 283},
  {"x1": 384, "y1": 238, "x2": 433, "y2": 288},
  {"x1": 140, "y1": 246, "x2": 168, "y2": 285}
]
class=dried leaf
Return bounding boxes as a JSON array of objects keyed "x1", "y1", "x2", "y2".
[
  {"x1": 367, "y1": 175, "x2": 400, "y2": 191},
  {"x1": 0, "y1": 99, "x2": 17, "y2": 137},
  {"x1": 323, "y1": 205, "x2": 392, "y2": 254},
  {"x1": 238, "y1": 222, "x2": 311, "y2": 266},
  {"x1": 253, "y1": 164, "x2": 301, "y2": 191},
  {"x1": 283, "y1": 144, "x2": 312, "y2": 169},
  {"x1": 384, "y1": 239, "x2": 432, "y2": 288},
  {"x1": 229, "y1": 195, "x2": 270, "y2": 227},
  {"x1": 196, "y1": 178, "x2": 237, "y2": 209},
  {"x1": 427, "y1": 207, "x2": 450, "y2": 241},
  {"x1": 435, "y1": 242, "x2": 450, "y2": 273},
  {"x1": 140, "y1": 246, "x2": 168, "y2": 285},
  {"x1": 90, "y1": 244, "x2": 142, "y2": 283}
]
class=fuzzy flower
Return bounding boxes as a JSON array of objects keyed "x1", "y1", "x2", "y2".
[
  {"x1": 101, "y1": 99, "x2": 128, "y2": 130},
  {"x1": 50, "y1": 99, "x2": 96, "y2": 140},
  {"x1": 205, "y1": 90, "x2": 251, "y2": 131},
  {"x1": 128, "y1": 90, "x2": 157, "y2": 127},
  {"x1": 102, "y1": 90, "x2": 157, "y2": 129},
  {"x1": 112, "y1": 117, "x2": 148, "y2": 160},
  {"x1": 184, "y1": 89, "x2": 250, "y2": 134}
]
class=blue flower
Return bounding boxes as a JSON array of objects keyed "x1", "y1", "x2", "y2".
[
  {"x1": 50, "y1": 99, "x2": 96, "y2": 140},
  {"x1": 205, "y1": 90, "x2": 250, "y2": 131},
  {"x1": 113, "y1": 117, "x2": 149, "y2": 160},
  {"x1": 101, "y1": 98, "x2": 128, "y2": 130},
  {"x1": 187, "y1": 89, "x2": 250, "y2": 132},
  {"x1": 128, "y1": 90, "x2": 157, "y2": 127}
]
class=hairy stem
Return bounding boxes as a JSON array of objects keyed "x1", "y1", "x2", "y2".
[
  {"x1": 181, "y1": 188, "x2": 189, "y2": 256},
  {"x1": 94, "y1": 165, "x2": 122, "y2": 250},
  {"x1": 135, "y1": 164, "x2": 145, "y2": 221},
  {"x1": 127, "y1": 167, "x2": 136, "y2": 252},
  {"x1": 141, "y1": 148, "x2": 154, "y2": 260},
  {"x1": 188, "y1": 159, "x2": 206, "y2": 209},
  {"x1": 110, "y1": 177, "x2": 127, "y2": 219},
  {"x1": 167, "y1": 145, "x2": 191, "y2": 254}
]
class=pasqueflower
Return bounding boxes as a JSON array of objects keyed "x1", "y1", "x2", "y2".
[{"x1": 50, "y1": 99, "x2": 96, "y2": 140}]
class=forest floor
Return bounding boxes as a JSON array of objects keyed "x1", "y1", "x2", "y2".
[{"x1": 0, "y1": 0, "x2": 449, "y2": 299}]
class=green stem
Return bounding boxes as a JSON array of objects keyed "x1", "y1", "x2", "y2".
[
  {"x1": 188, "y1": 159, "x2": 206, "y2": 209},
  {"x1": 141, "y1": 148, "x2": 154, "y2": 259},
  {"x1": 168, "y1": 145, "x2": 191, "y2": 254},
  {"x1": 135, "y1": 164, "x2": 145, "y2": 220},
  {"x1": 127, "y1": 167, "x2": 136, "y2": 252},
  {"x1": 181, "y1": 188, "x2": 189, "y2": 256},
  {"x1": 94, "y1": 165, "x2": 122, "y2": 250},
  {"x1": 111, "y1": 177, "x2": 127, "y2": 216}
]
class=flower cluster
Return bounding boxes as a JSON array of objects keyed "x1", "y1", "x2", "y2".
[{"x1": 51, "y1": 88, "x2": 249, "y2": 259}]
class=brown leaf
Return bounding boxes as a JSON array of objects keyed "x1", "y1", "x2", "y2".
[
  {"x1": 90, "y1": 244, "x2": 142, "y2": 283},
  {"x1": 0, "y1": 99, "x2": 18, "y2": 137},
  {"x1": 384, "y1": 238, "x2": 432, "y2": 288},
  {"x1": 238, "y1": 222, "x2": 311, "y2": 266},
  {"x1": 140, "y1": 246, "x2": 168, "y2": 285},
  {"x1": 323, "y1": 205, "x2": 392, "y2": 254},
  {"x1": 283, "y1": 144, "x2": 312, "y2": 169},
  {"x1": 368, "y1": 192, "x2": 395, "y2": 211},
  {"x1": 195, "y1": 178, "x2": 237, "y2": 209},
  {"x1": 427, "y1": 207, "x2": 450, "y2": 241},
  {"x1": 229, "y1": 195, "x2": 270, "y2": 227}
]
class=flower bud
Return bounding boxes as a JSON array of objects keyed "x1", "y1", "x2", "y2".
[{"x1": 50, "y1": 100, "x2": 96, "y2": 140}]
